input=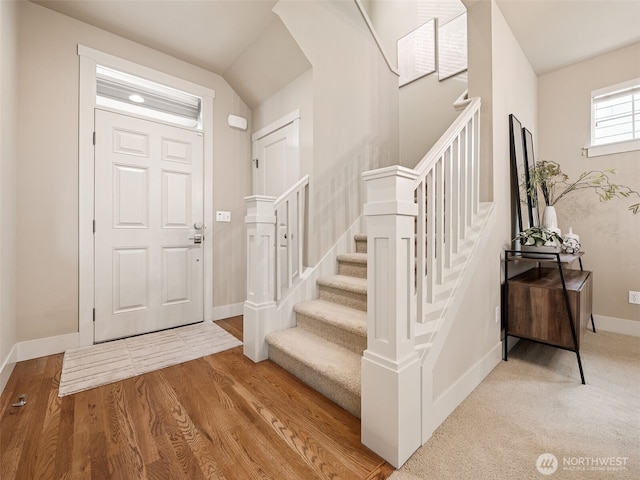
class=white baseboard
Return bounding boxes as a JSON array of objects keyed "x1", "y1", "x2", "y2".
[
  {"x1": 592, "y1": 315, "x2": 640, "y2": 337},
  {"x1": 17, "y1": 332, "x2": 79, "y2": 362},
  {"x1": 5, "y1": 306, "x2": 243, "y2": 368},
  {"x1": 1, "y1": 332, "x2": 80, "y2": 396},
  {"x1": 211, "y1": 303, "x2": 243, "y2": 321},
  {"x1": 0, "y1": 344, "x2": 18, "y2": 395},
  {"x1": 425, "y1": 341, "x2": 502, "y2": 439}
]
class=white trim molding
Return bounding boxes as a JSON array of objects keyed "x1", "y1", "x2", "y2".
[
  {"x1": 211, "y1": 303, "x2": 244, "y2": 321},
  {"x1": 0, "y1": 345, "x2": 18, "y2": 394},
  {"x1": 251, "y1": 109, "x2": 300, "y2": 142},
  {"x1": 17, "y1": 333, "x2": 80, "y2": 362},
  {"x1": 424, "y1": 341, "x2": 502, "y2": 440},
  {"x1": 77, "y1": 45, "x2": 216, "y2": 346},
  {"x1": 592, "y1": 315, "x2": 640, "y2": 337},
  {"x1": 586, "y1": 138, "x2": 640, "y2": 157}
]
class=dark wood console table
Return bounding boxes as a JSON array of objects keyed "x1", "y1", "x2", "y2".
[{"x1": 504, "y1": 250, "x2": 595, "y2": 385}]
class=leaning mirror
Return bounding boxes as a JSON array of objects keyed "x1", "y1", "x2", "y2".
[
  {"x1": 523, "y1": 128, "x2": 539, "y2": 227},
  {"x1": 509, "y1": 114, "x2": 529, "y2": 232}
]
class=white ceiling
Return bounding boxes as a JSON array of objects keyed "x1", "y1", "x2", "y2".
[
  {"x1": 34, "y1": 0, "x2": 279, "y2": 73},
  {"x1": 495, "y1": 0, "x2": 640, "y2": 74},
  {"x1": 32, "y1": 0, "x2": 640, "y2": 107},
  {"x1": 32, "y1": 0, "x2": 311, "y2": 108}
]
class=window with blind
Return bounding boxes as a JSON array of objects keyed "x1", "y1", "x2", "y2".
[
  {"x1": 588, "y1": 78, "x2": 640, "y2": 157},
  {"x1": 96, "y1": 66, "x2": 203, "y2": 129}
]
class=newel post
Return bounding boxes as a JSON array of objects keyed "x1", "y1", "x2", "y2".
[
  {"x1": 243, "y1": 195, "x2": 277, "y2": 362},
  {"x1": 361, "y1": 166, "x2": 421, "y2": 468}
]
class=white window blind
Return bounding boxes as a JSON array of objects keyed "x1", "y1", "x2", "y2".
[
  {"x1": 96, "y1": 66, "x2": 202, "y2": 129},
  {"x1": 588, "y1": 78, "x2": 640, "y2": 157},
  {"x1": 593, "y1": 85, "x2": 639, "y2": 145}
]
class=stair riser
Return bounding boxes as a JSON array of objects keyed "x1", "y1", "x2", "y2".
[
  {"x1": 268, "y1": 346, "x2": 361, "y2": 418},
  {"x1": 296, "y1": 313, "x2": 366, "y2": 355},
  {"x1": 318, "y1": 285, "x2": 367, "y2": 312},
  {"x1": 355, "y1": 240, "x2": 367, "y2": 254},
  {"x1": 337, "y1": 261, "x2": 367, "y2": 279}
]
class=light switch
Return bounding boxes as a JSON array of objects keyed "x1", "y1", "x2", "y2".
[{"x1": 216, "y1": 211, "x2": 231, "y2": 222}]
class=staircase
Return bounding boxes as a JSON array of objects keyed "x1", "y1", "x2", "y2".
[
  {"x1": 265, "y1": 234, "x2": 368, "y2": 418},
  {"x1": 246, "y1": 95, "x2": 485, "y2": 466},
  {"x1": 264, "y1": 200, "x2": 492, "y2": 422}
]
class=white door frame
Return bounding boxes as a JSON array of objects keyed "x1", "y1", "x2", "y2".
[
  {"x1": 251, "y1": 110, "x2": 300, "y2": 195},
  {"x1": 78, "y1": 45, "x2": 215, "y2": 346}
]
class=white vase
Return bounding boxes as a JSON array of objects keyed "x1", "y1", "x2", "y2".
[
  {"x1": 541, "y1": 206, "x2": 561, "y2": 236},
  {"x1": 562, "y1": 227, "x2": 581, "y2": 254}
]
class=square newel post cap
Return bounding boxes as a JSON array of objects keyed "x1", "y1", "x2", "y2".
[
  {"x1": 244, "y1": 195, "x2": 276, "y2": 223},
  {"x1": 363, "y1": 166, "x2": 419, "y2": 216}
]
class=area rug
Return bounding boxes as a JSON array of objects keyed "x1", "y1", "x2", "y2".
[{"x1": 59, "y1": 321, "x2": 242, "y2": 397}]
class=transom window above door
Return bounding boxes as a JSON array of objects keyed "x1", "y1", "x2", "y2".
[{"x1": 96, "y1": 65, "x2": 203, "y2": 129}]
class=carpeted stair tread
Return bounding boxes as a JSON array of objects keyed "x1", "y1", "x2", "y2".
[
  {"x1": 336, "y1": 253, "x2": 368, "y2": 278},
  {"x1": 354, "y1": 234, "x2": 368, "y2": 254},
  {"x1": 354, "y1": 233, "x2": 367, "y2": 242},
  {"x1": 317, "y1": 275, "x2": 367, "y2": 294},
  {"x1": 266, "y1": 328, "x2": 361, "y2": 394},
  {"x1": 266, "y1": 328, "x2": 362, "y2": 417},
  {"x1": 336, "y1": 252, "x2": 367, "y2": 264},
  {"x1": 294, "y1": 299, "x2": 367, "y2": 336}
]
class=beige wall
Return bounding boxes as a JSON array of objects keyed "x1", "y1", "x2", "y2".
[
  {"x1": 15, "y1": 1, "x2": 251, "y2": 342},
  {"x1": 538, "y1": 43, "x2": 640, "y2": 322},
  {"x1": 434, "y1": 0, "x2": 538, "y2": 395},
  {"x1": 1, "y1": 0, "x2": 19, "y2": 373},
  {"x1": 365, "y1": 0, "x2": 468, "y2": 168},
  {"x1": 274, "y1": 0, "x2": 399, "y2": 265}
]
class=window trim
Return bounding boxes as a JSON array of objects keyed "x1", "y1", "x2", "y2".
[{"x1": 587, "y1": 77, "x2": 640, "y2": 157}]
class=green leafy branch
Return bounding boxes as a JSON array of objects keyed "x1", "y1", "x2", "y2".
[{"x1": 527, "y1": 160, "x2": 640, "y2": 214}]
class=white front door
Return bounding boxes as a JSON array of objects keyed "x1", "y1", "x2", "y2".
[
  {"x1": 94, "y1": 109, "x2": 204, "y2": 342},
  {"x1": 252, "y1": 120, "x2": 299, "y2": 197}
]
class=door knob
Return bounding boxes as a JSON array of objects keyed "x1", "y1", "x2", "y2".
[{"x1": 194, "y1": 222, "x2": 204, "y2": 230}]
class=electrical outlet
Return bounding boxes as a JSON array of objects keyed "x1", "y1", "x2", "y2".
[
  {"x1": 630, "y1": 291, "x2": 640, "y2": 305},
  {"x1": 495, "y1": 306, "x2": 501, "y2": 323}
]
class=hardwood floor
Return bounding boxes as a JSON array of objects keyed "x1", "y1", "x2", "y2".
[{"x1": 0, "y1": 316, "x2": 394, "y2": 479}]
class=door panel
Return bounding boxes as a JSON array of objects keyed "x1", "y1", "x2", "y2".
[
  {"x1": 113, "y1": 128, "x2": 149, "y2": 156},
  {"x1": 112, "y1": 247, "x2": 148, "y2": 313},
  {"x1": 253, "y1": 121, "x2": 299, "y2": 197},
  {"x1": 95, "y1": 109, "x2": 204, "y2": 342},
  {"x1": 161, "y1": 170, "x2": 191, "y2": 228},
  {"x1": 113, "y1": 164, "x2": 149, "y2": 227},
  {"x1": 161, "y1": 246, "x2": 191, "y2": 305}
]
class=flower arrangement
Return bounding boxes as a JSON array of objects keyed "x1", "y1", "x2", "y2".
[{"x1": 526, "y1": 161, "x2": 640, "y2": 214}]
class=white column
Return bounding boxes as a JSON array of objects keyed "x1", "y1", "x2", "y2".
[
  {"x1": 243, "y1": 195, "x2": 277, "y2": 362},
  {"x1": 361, "y1": 166, "x2": 422, "y2": 468}
]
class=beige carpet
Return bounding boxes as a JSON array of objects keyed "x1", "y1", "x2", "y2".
[
  {"x1": 59, "y1": 321, "x2": 242, "y2": 397},
  {"x1": 391, "y1": 330, "x2": 640, "y2": 480}
]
